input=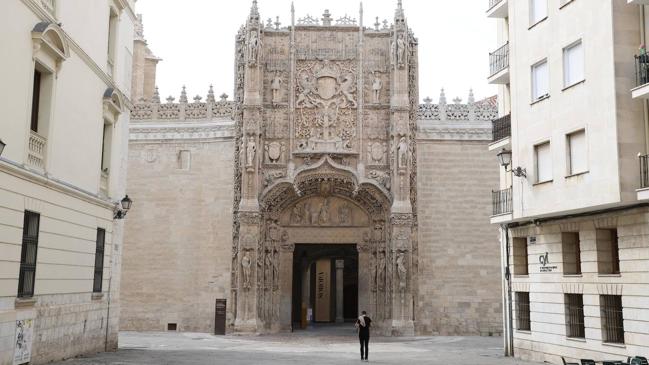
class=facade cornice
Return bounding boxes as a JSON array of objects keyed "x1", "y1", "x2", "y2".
[
  {"x1": 129, "y1": 120, "x2": 236, "y2": 141},
  {"x1": 0, "y1": 158, "x2": 115, "y2": 212},
  {"x1": 416, "y1": 119, "x2": 492, "y2": 141}
]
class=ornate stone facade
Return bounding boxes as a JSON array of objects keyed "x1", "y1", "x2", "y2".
[{"x1": 122, "y1": 1, "x2": 502, "y2": 337}]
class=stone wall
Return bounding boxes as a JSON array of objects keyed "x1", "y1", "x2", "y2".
[
  {"x1": 121, "y1": 139, "x2": 235, "y2": 333},
  {"x1": 415, "y1": 140, "x2": 502, "y2": 335}
]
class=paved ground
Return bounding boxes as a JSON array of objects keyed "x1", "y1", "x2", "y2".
[{"x1": 52, "y1": 327, "x2": 541, "y2": 365}]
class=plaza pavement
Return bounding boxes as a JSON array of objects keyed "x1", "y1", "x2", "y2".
[{"x1": 51, "y1": 327, "x2": 542, "y2": 365}]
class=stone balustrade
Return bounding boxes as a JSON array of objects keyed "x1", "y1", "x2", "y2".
[{"x1": 27, "y1": 131, "x2": 46, "y2": 169}]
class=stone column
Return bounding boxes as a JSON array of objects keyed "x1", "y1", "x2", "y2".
[
  {"x1": 335, "y1": 260, "x2": 345, "y2": 323},
  {"x1": 276, "y1": 242, "x2": 295, "y2": 332},
  {"x1": 357, "y1": 243, "x2": 371, "y2": 318}
]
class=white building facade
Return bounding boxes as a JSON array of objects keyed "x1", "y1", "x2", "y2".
[
  {"x1": 0, "y1": 0, "x2": 135, "y2": 364},
  {"x1": 489, "y1": 0, "x2": 649, "y2": 363}
]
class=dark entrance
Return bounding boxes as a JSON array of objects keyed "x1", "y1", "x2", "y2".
[
  {"x1": 291, "y1": 244, "x2": 358, "y2": 328},
  {"x1": 214, "y1": 299, "x2": 226, "y2": 335}
]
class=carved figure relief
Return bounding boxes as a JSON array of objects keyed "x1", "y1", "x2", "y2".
[
  {"x1": 377, "y1": 250, "x2": 386, "y2": 291},
  {"x1": 290, "y1": 204, "x2": 304, "y2": 225},
  {"x1": 318, "y1": 198, "x2": 330, "y2": 225},
  {"x1": 371, "y1": 71, "x2": 382, "y2": 104},
  {"x1": 368, "y1": 170, "x2": 391, "y2": 190},
  {"x1": 247, "y1": 30, "x2": 260, "y2": 66},
  {"x1": 263, "y1": 170, "x2": 286, "y2": 187},
  {"x1": 392, "y1": 33, "x2": 407, "y2": 69},
  {"x1": 338, "y1": 203, "x2": 351, "y2": 226},
  {"x1": 246, "y1": 137, "x2": 257, "y2": 167},
  {"x1": 241, "y1": 251, "x2": 252, "y2": 289},
  {"x1": 397, "y1": 137, "x2": 408, "y2": 169},
  {"x1": 396, "y1": 251, "x2": 407, "y2": 291},
  {"x1": 271, "y1": 72, "x2": 283, "y2": 104},
  {"x1": 264, "y1": 249, "x2": 273, "y2": 288}
]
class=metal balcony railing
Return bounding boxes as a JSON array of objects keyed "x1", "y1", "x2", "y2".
[
  {"x1": 492, "y1": 114, "x2": 511, "y2": 142},
  {"x1": 489, "y1": 42, "x2": 509, "y2": 77},
  {"x1": 488, "y1": 0, "x2": 503, "y2": 11},
  {"x1": 640, "y1": 154, "x2": 649, "y2": 189},
  {"x1": 635, "y1": 54, "x2": 649, "y2": 87},
  {"x1": 27, "y1": 131, "x2": 46, "y2": 170},
  {"x1": 492, "y1": 187, "x2": 513, "y2": 216}
]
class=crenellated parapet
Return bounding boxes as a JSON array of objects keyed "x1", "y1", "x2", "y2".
[{"x1": 130, "y1": 85, "x2": 236, "y2": 121}]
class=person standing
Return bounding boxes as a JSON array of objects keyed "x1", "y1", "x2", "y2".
[{"x1": 356, "y1": 311, "x2": 372, "y2": 361}]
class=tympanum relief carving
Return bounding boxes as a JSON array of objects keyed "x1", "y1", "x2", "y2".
[{"x1": 283, "y1": 197, "x2": 369, "y2": 227}]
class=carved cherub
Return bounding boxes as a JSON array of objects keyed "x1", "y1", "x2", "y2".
[{"x1": 338, "y1": 74, "x2": 357, "y2": 108}]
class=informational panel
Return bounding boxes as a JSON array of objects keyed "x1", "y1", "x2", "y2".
[
  {"x1": 214, "y1": 299, "x2": 227, "y2": 335},
  {"x1": 14, "y1": 319, "x2": 33, "y2": 365},
  {"x1": 315, "y1": 259, "x2": 331, "y2": 322}
]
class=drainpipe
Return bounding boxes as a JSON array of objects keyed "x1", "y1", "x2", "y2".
[{"x1": 501, "y1": 223, "x2": 513, "y2": 357}]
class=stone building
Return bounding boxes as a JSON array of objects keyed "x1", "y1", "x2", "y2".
[
  {"x1": 488, "y1": 0, "x2": 649, "y2": 363},
  {"x1": 121, "y1": 1, "x2": 503, "y2": 336},
  {"x1": 0, "y1": 0, "x2": 135, "y2": 364}
]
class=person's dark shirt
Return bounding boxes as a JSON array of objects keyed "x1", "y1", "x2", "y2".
[{"x1": 357, "y1": 316, "x2": 372, "y2": 337}]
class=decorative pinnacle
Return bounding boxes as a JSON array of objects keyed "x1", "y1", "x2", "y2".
[
  {"x1": 468, "y1": 89, "x2": 475, "y2": 104},
  {"x1": 179, "y1": 85, "x2": 188, "y2": 103},
  {"x1": 423, "y1": 96, "x2": 432, "y2": 104},
  {"x1": 220, "y1": 93, "x2": 229, "y2": 101},
  {"x1": 152, "y1": 86, "x2": 160, "y2": 103},
  {"x1": 374, "y1": 17, "x2": 380, "y2": 31},
  {"x1": 439, "y1": 88, "x2": 447, "y2": 105},
  {"x1": 207, "y1": 85, "x2": 216, "y2": 103}
]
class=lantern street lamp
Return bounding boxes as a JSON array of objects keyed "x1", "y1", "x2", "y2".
[
  {"x1": 0, "y1": 139, "x2": 6, "y2": 157},
  {"x1": 497, "y1": 149, "x2": 526, "y2": 178},
  {"x1": 114, "y1": 195, "x2": 133, "y2": 219}
]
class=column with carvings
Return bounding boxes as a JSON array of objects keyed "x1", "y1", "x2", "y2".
[
  {"x1": 277, "y1": 236, "x2": 294, "y2": 332},
  {"x1": 335, "y1": 260, "x2": 345, "y2": 323},
  {"x1": 235, "y1": 0, "x2": 264, "y2": 333},
  {"x1": 388, "y1": 0, "x2": 415, "y2": 336}
]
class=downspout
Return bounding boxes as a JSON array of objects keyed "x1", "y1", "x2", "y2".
[{"x1": 501, "y1": 223, "x2": 513, "y2": 357}]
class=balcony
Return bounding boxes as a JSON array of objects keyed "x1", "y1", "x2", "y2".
[
  {"x1": 100, "y1": 170, "x2": 109, "y2": 196},
  {"x1": 487, "y1": 0, "x2": 508, "y2": 18},
  {"x1": 638, "y1": 154, "x2": 649, "y2": 200},
  {"x1": 492, "y1": 187, "x2": 513, "y2": 217},
  {"x1": 27, "y1": 131, "x2": 46, "y2": 170},
  {"x1": 632, "y1": 54, "x2": 649, "y2": 98},
  {"x1": 488, "y1": 42, "x2": 510, "y2": 85},
  {"x1": 492, "y1": 114, "x2": 511, "y2": 142}
]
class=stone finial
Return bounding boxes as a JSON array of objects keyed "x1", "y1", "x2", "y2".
[
  {"x1": 166, "y1": 95, "x2": 175, "y2": 103},
  {"x1": 382, "y1": 20, "x2": 389, "y2": 30},
  {"x1": 438, "y1": 88, "x2": 447, "y2": 106},
  {"x1": 151, "y1": 86, "x2": 160, "y2": 103},
  {"x1": 468, "y1": 89, "x2": 475, "y2": 104},
  {"x1": 423, "y1": 96, "x2": 432, "y2": 104},
  {"x1": 207, "y1": 85, "x2": 216, "y2": 103},
  {"x1": 274, "y1": 16, "x2": 281, "y2": 30},
  {"x1": 453, "y1": 97, "x2": 462, "y2": 104},
  {"x1": 179, "y1": 86, "x2": 188, "y2": 103},
  {"x1": 322, "y1": 9, "x2": 332, "y2": 26},
  {"x1": 374, "y1": 17, "x2": 380, "y2": 31},
  {"x1": 266, "y1": 18, "x2": 273, "y2": 29},
  {"x1": 193, "y1": 95, "x2": 202, "y2": 103},
  {"x1": 220, "y1": 93, "x2": 229, "y2": 101}
]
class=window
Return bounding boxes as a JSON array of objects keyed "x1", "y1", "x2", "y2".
[
  {"x1": 567, "y1": 130, "x2": 587, "y2": 175},
  {"x1": 596, "y1": 229, "x2": 620, "y2": 275},
  {"x1": 30, "y1": 70, "x2": 42, "y2": 132},
  {"x1": 516, "y1": 292, "x2": 531, "y2": 331},
  {"x1": 532, "y1": 60, "x2": 549, "y2": 101},
  {"x1": 565, "y1": 294, "x2": 585, "y2": 338},
  {"x1": 600, "y1": 295, "x2": 624, "y2": 344},
  {"x1": 564, "y1": 41, "x2": 584, "y2": 88},
  {"x1": 512, "y1": 237, "x2": 529, "y2": 276},
  {"x1": 562, "y1": 232, "x2": 582, "y2": 275},
  {"x1": 101, "y1": 123, "x2": 112, "y2": 173},
  {"x1": 93, "y1": 228, "x2": 106, "y2": 293},
  {"x1": 530, "y1": 0, "x2": 548, "y2": 26},
  {"x1": 107, "y1": 8, "x2": 119, "y2": 75},
  {"x1": 18, "y1": 211, "x2": 40, "y2": 298},
  {"x1": 29, "y1": 65, "x2": 54, "y2": 135},
  {"x1": 535, "y1": 142, "x2": 552, "y2": 183}
]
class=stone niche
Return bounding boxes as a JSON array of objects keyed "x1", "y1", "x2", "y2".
[{"x1": 280, "y1": 196, "x2": 370, "y2": 227}]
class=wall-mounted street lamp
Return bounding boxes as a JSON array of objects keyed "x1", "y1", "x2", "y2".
[
  {"x1": 113, "y1": 195, "x2": 133, "y2": 219},
  {"x1": 497, "y1": 149, "x2": 526, "y2": 178},
  {"x1": 0, "y1": 139, "x2": 6, "y2": 156}
]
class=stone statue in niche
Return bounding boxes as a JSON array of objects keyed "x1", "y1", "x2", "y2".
[
  {"x1": 372, "y1": 71, "x2": 382, "y2": 104},
  {"x1": 377, "y1": 250, "x2": 386, "y2": 291},
  {"x1": 318, "y1": 198, "x2": 330, "y2": 225},
  {"x1": 241, "y1": 251, "x2": 252, "y2": 289},
  {"x1": 265, "y1": 250, "x2": 273, "y2": 288},
  {"x1": 391, "y1": 33, "x2": 407, "y2": 69},
  {"x1": 370, "y1": 252, "x2": 377, "y2": 291},
  {"x1": 338, "y1": 203, "x2": 351, "y2": 226},
  {"x1": 290, "y1": 204, "x2": 304, "y2": 225},
  {"x1": 247, "y1": 30, "x2": 260, "y2": 66},
  {"x1": 246, "y1": 137, "x2": 256, "y2": 167},
  {"x1": 304, "y1": 202, "x2": 313, "y2": 225},
  {"x1": 396, "y1": 251, "x2": 407, "y2": 291},
  {"x1": 272, "y1": 249, "x2": 279, "y2": 290},
  {"x1": 271, "y1": 72, "x2": 283, "y2": 104},
  {"x1": 397, "y1": 137, "x2": 408, "y2": 169}
]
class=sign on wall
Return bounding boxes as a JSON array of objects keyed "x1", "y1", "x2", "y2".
[
  {"x1": 315, "y1": 259, "x2": 331, "y2": 322},
  {"x1": 14, "y1": 319, "x2": 34, "y2": 365},
  {"x1": 539, "y1": 252, "x2": 558, "y2": 273}
]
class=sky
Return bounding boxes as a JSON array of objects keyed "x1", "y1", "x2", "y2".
[{"x1": 136, "y1": 0, "x2": 497, "y2": 104}]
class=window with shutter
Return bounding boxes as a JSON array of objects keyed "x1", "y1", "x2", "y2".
[
  {"x1": 535, "y1": 142, "x2": 552, "y2": 183},
  {"x1": 564, "y1": 41, "x2": 584, "y2": 87},
  {"x1": 530, "y1": 0, "x2": 548, "y2": 26},
  {"x1": 567, "y1": 130, "x2": 587, "y2": 175},
  {"x1": 532, "y1": 60, "x2": 549, "y2": 101}
]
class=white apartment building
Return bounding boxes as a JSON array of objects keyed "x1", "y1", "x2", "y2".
[
  {"x1": 488, "y1": 0, "x2": 649, "y2": 363},
  {"x1": 0, "y1": 1, "x2": 135, "y2": 364}
]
